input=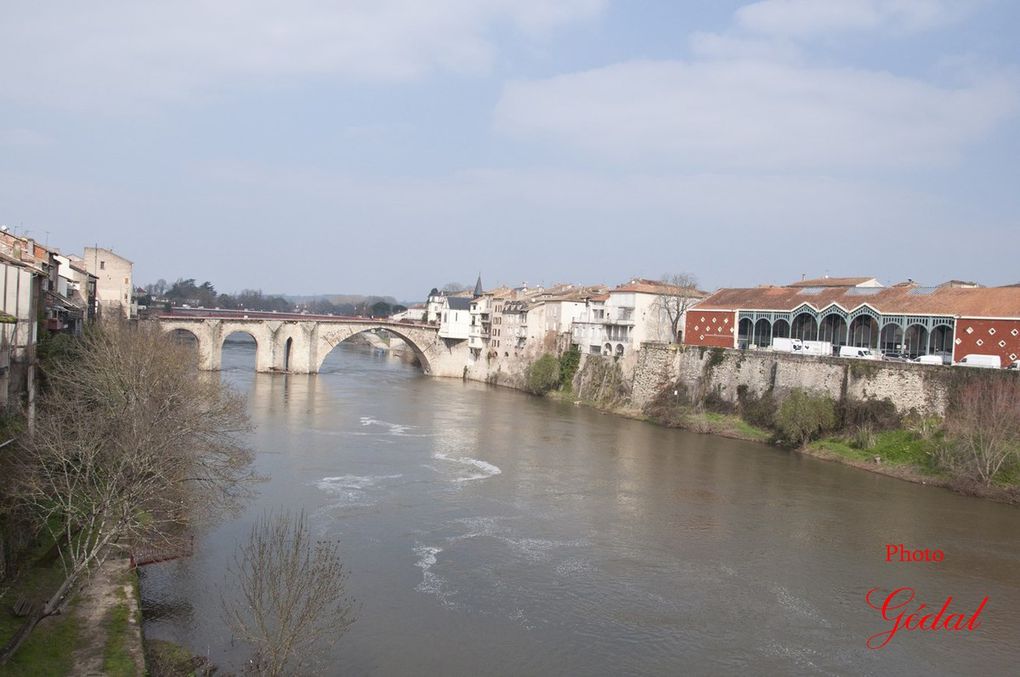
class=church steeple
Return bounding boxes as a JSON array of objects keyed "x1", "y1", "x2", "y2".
[{"x1": 473, "y1": 273, "x2": 483, "y2": 297}]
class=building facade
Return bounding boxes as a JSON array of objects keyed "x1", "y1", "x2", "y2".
[
  {"x1": 685, "y1": 277, "x2": 1020, "y2": 365},
  {"x1": 84, "y1": 247, "x2": 134, "y2": 319}
]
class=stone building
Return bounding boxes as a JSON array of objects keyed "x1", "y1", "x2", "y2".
[{"x1": 83, "y1": 246, "x2": 134, "y2": 319}]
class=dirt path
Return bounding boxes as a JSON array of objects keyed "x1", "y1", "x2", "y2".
[{"x1": 70, "y1": 558, "x2": 145, "y2": 676}]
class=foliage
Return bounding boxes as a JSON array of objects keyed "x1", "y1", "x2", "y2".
[
  {"x1": 1, "y1": 320, "x2": 255, "y2": 662},
  {"x1": 145, "y1": 639, "x2": 214, "y2": 677},
  {"x1": 643, "y1": 386, "x2": 691, "y2": 428},
  {"x1": 0, "y1": 600, "x2": 78, "y2": 676},
  {"x1": 704, "y1": 348, "x2": 726, "y2": 371},
  {"x1": 737, "y1": 387, "x2": 778, "y2": 429},
  {"x1": 851, "y1": 424, "x2": 876, "y2": 450},
  {"x1": 35, "y1": 332, "x2": 76, "y2": 373},
  {"x1": 838, "y1": 398, "x2": 901, "y2": 433},
  {"x1": 938, "y1": 377, "x2": 1020, "y2": 484},
  {"x1": 165, "y1": 278, "x2": 218, "y2": 308},
  {"x1": 223, "y1": 511, "x2": 355, "y2": 677},
  {"x1": 526, "y1": 354, "x2": 561, "y2": 395},
  {"x1": 774, "y1": 389, "x2": 837, "y2": 446},
  {"x1": 700, "y1": 388, "x2": 734, "y2": 415},
  {"x1": 558, "y1": 347, "x2": 581, "y2": 391},
  {"x1": 814, "y1": 430, "x2": 938, "y2": 470}
]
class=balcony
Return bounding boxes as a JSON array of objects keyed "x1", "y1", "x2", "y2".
[{"x1": 606, "y1": 313, "x2": 634, "y2": 325}]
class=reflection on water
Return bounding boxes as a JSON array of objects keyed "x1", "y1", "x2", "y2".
[{"x1": 140, "y1": 342, "x2": 1020, "y2": 675}]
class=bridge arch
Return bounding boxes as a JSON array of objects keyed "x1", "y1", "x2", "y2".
[
  {"x1": 158, "y1": 320, "x2": 218, "y2": 370},
  {"x1": 315, "y1": 325, "x2": 434, "y2": 374},
  {"x1": 221, "y1": 329, "x2": 263, "y2": 370}
]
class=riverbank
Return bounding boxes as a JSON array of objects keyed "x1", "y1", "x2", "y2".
[
  {"x1": 551, "y1": 386, "x2": 1020, "y2": 506},
  {"x1": 0, "y1": 553, "x2": 145, "y2": 676}
]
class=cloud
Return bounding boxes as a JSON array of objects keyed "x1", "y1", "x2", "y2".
[
  {"x1": 495, "y1": 22, "x2": 1019, "y2": 172},
  {"x1": 734, "y1": 0, "x2": 963, "y2": 38},
  {"x1": 0, "y1": 0, "x2": 605, "y2": 111}
]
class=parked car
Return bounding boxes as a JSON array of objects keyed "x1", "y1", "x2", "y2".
[
  {"x1": 914, "y1": 354, "x2": 944, "y2": 365},
  {"x1": 1007, "y1": 360, "x2": 1020, "y2": 371},
  {"x1": 882, "y1": 351, "x2": 910, "y2": 362},
  {"x1": 956, "y1": 354, "x2": 1002, "y2": 369}
]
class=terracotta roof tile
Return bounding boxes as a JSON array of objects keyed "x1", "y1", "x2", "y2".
[
  {"x1": 697, "y1": 285, "x2": 1020, "y2": 318},
  {"x1": 788, "y1": 276, "x2": 878, "y2": 288},
  {"x1": 613, "y1": 279, "x2": 708, "y2": 296}
]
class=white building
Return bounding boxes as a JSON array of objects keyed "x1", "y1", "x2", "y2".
[
  {"x1": 389, "y1": 305, "x2": 426, "y2": 323},
  {"x1": 572, "y1": 279, "x2": 707, "y2": 358},
  {"x1": 83, "y1": 247, "x2": 134, "y2": 318},
  {"x1": 438, "y1": 296, "x2": 472, "y2": 340}
]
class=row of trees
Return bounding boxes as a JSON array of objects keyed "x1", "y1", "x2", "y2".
[
  {"x1": 141, "y1": 279, "x2": 292, "y2": 312},
  {"x1": 141, "y1": 278, "x2": 407, "y2": 317}
]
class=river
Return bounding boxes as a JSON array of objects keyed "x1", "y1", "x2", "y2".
[{"x1": 140, "y1": 339, "x2": 1020, "y2": 675}]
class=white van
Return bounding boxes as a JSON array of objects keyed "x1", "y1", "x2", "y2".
[
  {"x1": 839, "y1": 346, "x2": 878, "y2": 360},
  {"x1": 800, "y1": 340, "x2": 833, "y2": 356},
  {"x1": 956, "y1": 354, "x2": 1002, "y2": 369},
  {"x1": 772, "y1": 337, "x2": 800, "y2": 353},
  {"x1": 914, "y1": 354, "x2": 943, "y2": 365}
]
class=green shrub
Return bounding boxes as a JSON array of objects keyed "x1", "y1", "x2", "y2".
[
  {"x1": 775, "y1": 389, "x2": 837, "y2": 446},
  {"x1": 851, "y1": 423, "x2": 877, "y2": 450},
  {"x1": 738, "y1": 388, "x2": 777, "y2": 429},
  {"x1": 559, "y1": 347, "x2": 581, "y2": 391},
  {"x1": 839, "y1": 398, "x2": 900, "y2": 433},
  {"x1": 526, "y1": 354, "x2": 561, "y2": 395},
  {"x1": 703, "y1": 388, "x2": 735, "y2": 414}
]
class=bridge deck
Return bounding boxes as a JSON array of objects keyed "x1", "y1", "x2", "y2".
[{"x1": 156, "y1": 308, "x2": 432, "y2": 328}]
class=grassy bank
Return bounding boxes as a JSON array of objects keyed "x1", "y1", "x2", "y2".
[
  {"x1": 102, "y1": 580, "x2": 136, "y2": 677},
  {"x1": 0, "y1": 537, "x2": 80, "y2": 676}
]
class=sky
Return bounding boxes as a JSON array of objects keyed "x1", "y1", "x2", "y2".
[{"x1": 2, "y1": 0, "x2": 1019, "y2": 300}]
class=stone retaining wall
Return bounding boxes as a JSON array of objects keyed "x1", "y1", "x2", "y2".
[{"x1": 631, "y1": 343, "x2": 954, "y2": 416}]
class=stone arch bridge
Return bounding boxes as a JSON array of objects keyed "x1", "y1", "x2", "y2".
[{"x1": 153, "y1": 312, "x2": 467, "y2": 377}]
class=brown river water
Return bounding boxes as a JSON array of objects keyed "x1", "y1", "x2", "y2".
[{"x1": 139, "y1": 340, "x2": 1020, "y2": 675}]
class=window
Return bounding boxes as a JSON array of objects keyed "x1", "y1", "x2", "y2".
[{"x1": 100, "y1": 260, "x2": 105, "y2": 270}]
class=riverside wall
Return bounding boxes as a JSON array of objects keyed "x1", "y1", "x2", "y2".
[
  {"x1": 629, "y1": 343, "x2": 953, "y2": 416},
  {"x1": 411, "y1": 338, "x2": 958, "y2": 417}
]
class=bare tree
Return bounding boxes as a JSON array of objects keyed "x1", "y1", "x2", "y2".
[
  {"x1": 223, "y1": 511, "x2": 355, "y2": 677},
  {"x1": 441, "y1": 282, "x2": 467, "y2": 293},
  {"x1": 653, "y1": 273, "x2": 701, "y2": 343},
  {"x1": 940, "y1": 377, "x2": 1020, "y2": 484},
  {"x1": 1, "y1": 321, "x2": 254, "y2": 662}
]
